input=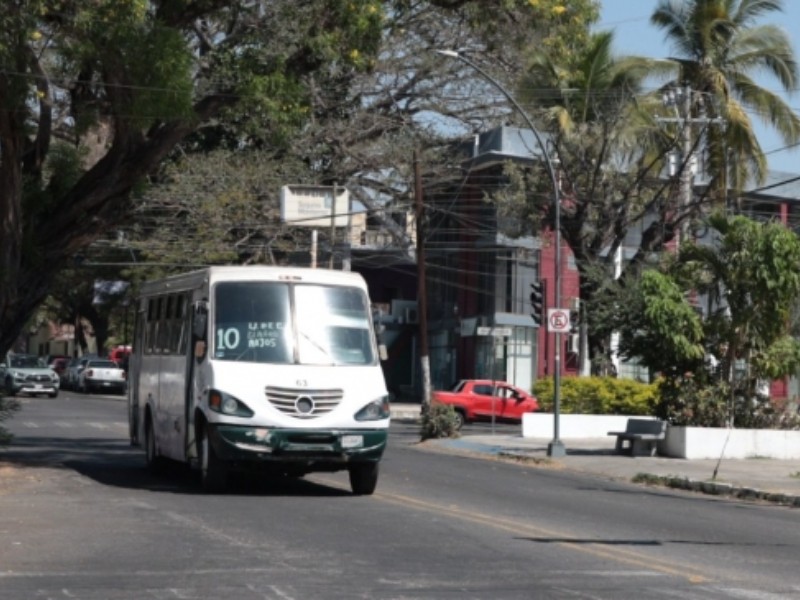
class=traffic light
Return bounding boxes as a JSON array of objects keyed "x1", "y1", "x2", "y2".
[
  {"x1": 569, "y1": 299, "x2": 580, "y2": 333},
  {"x1": 529, "y1": 280, "x2": 546, "y2": 327}
]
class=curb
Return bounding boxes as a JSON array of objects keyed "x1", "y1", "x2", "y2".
[
  {"x1": 440, "y1": 445, "x2": 800, "y2": 509},
  {"x1": 632, "y1": 473, "x2": 800, "y2": 507}
]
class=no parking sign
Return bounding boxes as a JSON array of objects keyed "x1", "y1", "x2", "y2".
[{"x1": 547, "y1": 308, "x2": 570, "y2": 333}]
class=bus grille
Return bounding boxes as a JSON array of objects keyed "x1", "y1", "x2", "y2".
[{"x1": 265, "y1": 386, "x2": 343, "y2": 419}]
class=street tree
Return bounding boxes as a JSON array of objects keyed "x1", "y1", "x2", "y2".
[
  {"x1": 677, "y1": 213, "x2": 800, "y2": 399},
  {"x1": 129, "y1": 149, "x2": 313, "y2": 268},
  {"x1": 492, "y1": 30, "x2": 686, "y2": 372},
  {"x1": 614, "y1": 269, "x2": 705, "y2": 378},
  {"x1": 127, "y1": 0, "x2": 601, "y2": 269},
  {"x1": 2, "y1": 0, "x2": 600, "y2": 357},
  {"x1": 0, "y1": 0, "x2": 389, "y2": 357},
  {"x1": 615, "y1": 213, "x2": 800, "y2": 426}
]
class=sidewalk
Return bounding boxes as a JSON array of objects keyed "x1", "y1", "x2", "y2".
[{"x1": 391, "y1": 403, "x2": 800, "y2": 507}]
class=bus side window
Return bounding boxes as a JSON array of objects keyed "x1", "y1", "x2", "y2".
[
  {"x1": 175, "y1": 294, "x2": 188, "y2": 354},
  {"x1": 146, "y1": 298, "x2": 158, "y2": 354},
  {"x1": 161, "y1": 295, "x2": 174, "y2": 354}
]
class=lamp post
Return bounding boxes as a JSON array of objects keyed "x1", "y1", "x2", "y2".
[{"x1": 436, "y1": 49, "x2": 565, "y2": 456}]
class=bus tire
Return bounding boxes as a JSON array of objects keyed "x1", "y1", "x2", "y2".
[
  {"x1": 201, "y1": 427, "x2": 228, "y2": 493},
  {"x1": 348, "y1": 462, "x2": 379, "y2": 496},
  {"x1": 144, "y1": 415, "x2": 166, "y2": 474}
]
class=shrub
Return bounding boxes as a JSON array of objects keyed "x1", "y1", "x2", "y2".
[
  {"x1": 656, "y1": 375, "x2": 800, "y2": 429},
  {"x1": 655, "y1": 375, "x2": 729, "y2": 427},
  {"x1": 420, "y1": 402, "x2": 460, "y2": 440},
  {"x1": 532, "y1": 376, "x2": 657, "y2": 415}
]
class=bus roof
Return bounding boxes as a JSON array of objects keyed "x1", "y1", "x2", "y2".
[{"x1": 138, "y1": 266, "x2": 369, "y2": 297}]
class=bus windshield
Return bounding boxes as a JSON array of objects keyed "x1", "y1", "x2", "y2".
[{"x1": 213, "y1": 281, "x2": 375, "y2": 366}]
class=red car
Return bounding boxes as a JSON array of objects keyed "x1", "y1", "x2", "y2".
[
  {"x1": 48, "y1": 356, "x2": 69, "y2": 379},
  {"x1": 432, "y1": 379, "x2": 539, "y2": 429}
]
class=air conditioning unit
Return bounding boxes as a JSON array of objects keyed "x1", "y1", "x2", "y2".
[
  {"x1": 405, "y1": 307, "x2": 419, "y2": 324},
  {"x1": 567, "y1": 333, "x2": 579, "y2": 354}
]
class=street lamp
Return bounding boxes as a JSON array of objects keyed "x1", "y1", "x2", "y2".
[{"x1": 436, "y1": 49, "x2": 566, "y2": 457}]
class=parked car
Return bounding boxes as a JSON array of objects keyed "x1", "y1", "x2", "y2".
[
  {"x1": 432, "y1": 379, "x2": 539, "y2": 429},
  {"x1": 48, "y1": 356, "x2": 70, "y2": 381},
  {"x1": 77, "y1": 359, "x2": 127, "y2": 394},
  {"x1": 64, "y1": 356, "x2": 92, "y2": 390},
  {"x1": 109, "y1": 345, "x2": 131, "y2": 372},
  {"x1": 0, "y1": 353, "x2": 60, "y2": 398}
]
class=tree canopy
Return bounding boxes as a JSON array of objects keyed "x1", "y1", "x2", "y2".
[
  {"x1": 0, "y1": 0, "x2": 395, "y2": 355},
  {"x1": 616, "y1": 213, "x2": 800, "y2": 426},
  {"x1": 0, "y1": 0, "x2": 604, "y2": 357}
]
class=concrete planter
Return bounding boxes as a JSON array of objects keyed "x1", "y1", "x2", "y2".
[
  {"x1": 659, "y1": 426, "x2": 800, "y2": 459},
  {"x1": 522, "y1": 413, "x2": 639, "y2": 439},
  {"x1": 522, "y1": 413, "x2": 800, "y2": 460}
]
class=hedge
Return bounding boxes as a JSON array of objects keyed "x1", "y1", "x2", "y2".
[{"x1": 532, "y1": 376, "x2": 657, "y2": 415}]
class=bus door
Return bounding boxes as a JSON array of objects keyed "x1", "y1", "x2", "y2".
[{"x1": 184, "y1": 297, "x2": 208, "y2": 463}]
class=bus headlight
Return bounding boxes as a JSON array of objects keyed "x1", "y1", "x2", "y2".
[
  {"x1": 354, "y1": 396, "x2": 391, "y2": 421},
  {"x1": 208, "y1": 389, "x2": 254, "y2": 418}
]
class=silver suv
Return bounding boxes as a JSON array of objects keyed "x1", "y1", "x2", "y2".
[{"x1": 1, "y1": 354, "x2": 60, "y2": 398}]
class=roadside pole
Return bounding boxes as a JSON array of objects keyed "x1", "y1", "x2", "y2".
[
  {"x1": 415, "y1": 152, "x2": 431, "y2": 412},
  {"x1": 546, "y1": 308, "x2": 571, "y2": 456}
]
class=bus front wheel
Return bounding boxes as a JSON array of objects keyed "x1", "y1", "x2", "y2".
[
  {"x1": 201, "y1": 428, "x2": 228, "y2": 493},
  {"x1": 348, "y1": 462, "x2": 379, "y2": 496}
]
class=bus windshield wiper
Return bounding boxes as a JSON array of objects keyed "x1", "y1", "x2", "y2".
[{"x1": 298, "y1": 330, "x2": 336, "y2": 365}]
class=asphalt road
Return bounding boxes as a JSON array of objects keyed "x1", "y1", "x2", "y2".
[{"x1": 1, "y1": 392, "x2": 800, "y2": 599}]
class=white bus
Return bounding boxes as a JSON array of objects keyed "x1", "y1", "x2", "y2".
[{"x1": 127, "y1": 266, "x2": 390, "y2": 495}]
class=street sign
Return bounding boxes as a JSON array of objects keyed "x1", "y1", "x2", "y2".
[
  {"x1": 280, "y1": 184, "x2": 349, "y2": 227},
  {"x1": 547, "y1": 308, "x2": 571, "y2": 333},
  {"x1": 476, "y1": 326, "x2": 513, "y2": 337}
]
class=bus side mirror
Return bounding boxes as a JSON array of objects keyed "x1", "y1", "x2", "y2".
[
  {"x1": 193, "y1": 302, "x2": 209, "y2": 361},
  {"x1": 193, "y1": 302, "x2": 208, "y2": 341}
]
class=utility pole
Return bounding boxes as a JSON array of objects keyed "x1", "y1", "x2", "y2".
[
  {"x1": 414, "y1": 152, "x2": 431, "y2": 413},
  {"x1": 678, "y1": 84, "x2": 693, "y2": 245},
  {"x1": 329, "y1": 183, "x2": 337, "y2": 269},
  {"x1": 660, "y1": 85, "x2": 722, "y2": 244},
  {"x1": 660, "y1": 85, "x2": 695, "y2": 244}
]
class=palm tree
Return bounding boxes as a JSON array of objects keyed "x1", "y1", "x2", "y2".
[
  {"x1": 650, "y1": 0, "x2": 800, "y2": 192},
  {"x1": 521, "y1": 31, "x2": 647, "y2": 132}
]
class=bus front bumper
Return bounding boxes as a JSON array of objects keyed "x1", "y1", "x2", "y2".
[{"x1": 209, "y1": 424, "x2": 388, "y2": 466}]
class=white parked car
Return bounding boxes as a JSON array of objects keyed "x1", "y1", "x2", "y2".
[
  {"x1": 0, "y1": 354, "x2": 60, "y2": 398},
  {"x1": 77, "y1": 359, "x2": 127, "y2": 394}
]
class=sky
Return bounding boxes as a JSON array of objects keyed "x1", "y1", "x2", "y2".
[{"x1": 597, "y1": 0, "x2": 800, "y2": 176}]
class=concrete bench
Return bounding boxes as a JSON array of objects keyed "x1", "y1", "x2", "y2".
[{"x1": 607, "y1": 418, "x2": 667, "y2": 457}]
